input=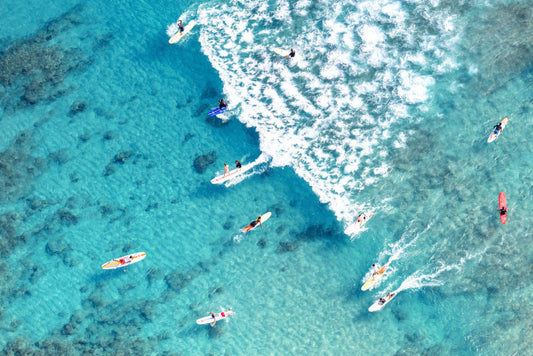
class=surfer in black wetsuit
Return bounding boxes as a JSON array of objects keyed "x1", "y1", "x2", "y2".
[
  {"x1": 218, "y1": 98, "x2": 228, "y2": 109},
  {"x1": 235, "y1": 160, "x2": 242, "y2": 169},
  {"x1": 288, "y1": 48, "x2": 296, "y2": 58},
  {"x1": 493, "y1": 122, "x2": 502, "y2": 133},
  {"x1": 499, "y1": 207, "x2": 507, "y2": 215},
  {"x1": 177, "y1": 20, "x2": 185, "y2": 33},
  {"x1": 250, "y1": 216, "x2": 263, "y2": 229}
]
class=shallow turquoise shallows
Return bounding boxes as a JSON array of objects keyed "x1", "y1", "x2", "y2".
[{"x1": 1, "y1": 0, "x2": 532, "y2": 354}]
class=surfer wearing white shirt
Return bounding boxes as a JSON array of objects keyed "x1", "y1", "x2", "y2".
[{"x1": 372, "y1": 264, "x2": 379, "y2": 276}]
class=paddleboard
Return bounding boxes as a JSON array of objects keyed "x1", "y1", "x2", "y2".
[
  {"x1": 499, "y1": 192, "x2": 507, "y2": 225},
  {"x1": 241, "y1": 212, "x2": 272, "y2": 233},
  {"x1": 361, "y1": 265, "x2": 388, "y2": 291},
  {"x1": 272, "y1": 48, "x2": 303, "y2": 61},
  {"x1": 169, "y1": 21, "x2": 197, "y2": 44},
  {"x1": 208, "y1": 106, "x2": 228, "y2": 116},
  {"x1": 196, "y1": 309, "x2": 235, "y2": 325},
  {"x1": 211, "y1": 163, "x2": 253, "y2": 184},
  {"x1": 488, "y1": 116, "x2": 509, "y2": 143},
  {"x1": 102, "y1": 252, "x2": 146, "y2": 270},
  {"x1": 368, "y1": 293, "x2": 397, "y2": 312},
  {"x1": 345, "y1": 212, "x2": 373, "y2": 235}
]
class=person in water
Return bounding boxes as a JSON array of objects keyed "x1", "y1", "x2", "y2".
[
  {"x1": 177, "y1": 20, "x2": 185, "y2": 33},
  {"x1": 288, "y1": 48, "x2": 296, "y2": 58},
  {"x1": 210, "y1": 312, "x2": 216, "y2": 327},
  {"x1": 218, "y1": 98, "x2": 228, "y2": 109},
  {"x1": 250, "y1": 216, "x2": 263, "y2": 229},
  {"x1": 223, "y1": 163, "x2": 229, "y2": 177},
  {"x1": 235, "y1": 160, "x2": 242, "y2": 169}
]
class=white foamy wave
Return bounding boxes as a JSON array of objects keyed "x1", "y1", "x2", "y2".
[
  {"x1": 224, "y1": 153, "x2": 271, "y2": 187},
  {"x1": 193, "y1": 0, "x2": 458, "y2": 225}
]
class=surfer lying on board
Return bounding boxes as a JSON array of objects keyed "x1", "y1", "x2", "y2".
[
  {"x1": 223, "y1": 163, "x2": 229, "y2": 177},
  {"x1": 218, "y1": 98, "x2": 228, "y2": 109},
  {"x1": 235, "y1": 160, "x2": 242, "y2": 169},
  {"x1": 177, "y1": 20, "x2": 184, "y2": 33},
  {"x1": 250, "y1": 216, "x2": 263, "y2": 229},
  {"x1": 378, "y1": 293, "x2": 395, "y2": 305},
  {"x1": 493, "y1": 122, "x2": 502, "y2": 134},
  {"x1": 287, "y1": 49, "x2": 296, "y2": 58},
  {"x1": 356, "y1": 214, "x2": 367, "y2": 225},
  {"x1": 210, "y1": 312, "x2": 216, "y2": 327},
  {"x1": 499, "y1": 207, "x2": 507, "y2": 215}
]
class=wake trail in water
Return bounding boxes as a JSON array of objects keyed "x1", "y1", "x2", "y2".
[{"x1": 224, "y1": 153, "x2": 271, "y2": 187}]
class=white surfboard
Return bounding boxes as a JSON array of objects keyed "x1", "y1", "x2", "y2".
[
  {"x1": 241, "y1": 212, "x2": 272, "y2": 233},
  {"x1": 345, "y1": 212, "x2": 373, "y2": 235},
  {"x1": 368, "y1": 293, "x2": 397, "y2": 312},
  {"x1": 272, "y1": 48, "x2": 303, "y2": 61},
  {"x1": 169, "y1": 21, "x2": 197, "y2": 44},
  {"x1": 196, "y1": 309, "x2": 235, "y2": 325},
  {"x1": 101, "y1": 252, "x2": 146, "y2": 270},
  {"x1": 211, "y1": 163, "x2": 253, "y2": 184},
  {"x1": 487, "y1": 116, "x2": 509, "y2": 143}
]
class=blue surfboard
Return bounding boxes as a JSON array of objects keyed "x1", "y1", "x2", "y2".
[{"x1": 208, "y1": 107, "x2": 228, "y2": 116}]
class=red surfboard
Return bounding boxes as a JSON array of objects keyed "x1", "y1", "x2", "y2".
[{"x1": 499, "y1": 192, "x2": 507, "y2": 225}]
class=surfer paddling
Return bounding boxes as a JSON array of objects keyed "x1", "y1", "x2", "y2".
[
  {"x1": 242, "y1": 216, "x2": 263, "y2": 233},
  {"x1": 378, "y1": 293, "x2": 395, "y2": 305},
  {"x1": 250, "y1": 216, "x2": 263, "y2": 229}
]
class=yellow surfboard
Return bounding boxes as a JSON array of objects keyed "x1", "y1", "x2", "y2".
[
  {"x1": 169, "y1": 21, "x2": 197, "y2": 44},
  {"x1": 361, "y1": 265, "x2": 388, "y2": 291}
]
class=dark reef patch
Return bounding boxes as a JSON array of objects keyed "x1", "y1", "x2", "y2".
[
  {"x1": 0, "y1": 4, "x2": 113, "y2": 112},
  {"x1": 275, "y1": 241, "x2": 300, "y2": 253},
  {"x1": 68, "y1": 101, "x2": 88, "y2": 116},
  {"x1": 104, "y1": 151, "x2": 134, "y2": 176},
  {"x1": 462, "y1": 3, "x2": 533, "y2": 94},
  {"x1": 193, "y1": 151, "x2": 217, "y2": 174},
  {"x1": 0, "y1": 131, "x2": 47, "y2": 203}
]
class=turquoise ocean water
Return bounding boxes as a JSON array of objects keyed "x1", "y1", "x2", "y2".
[{"x1": 1, "y1": 0, "x2": 532, "y2": 354}]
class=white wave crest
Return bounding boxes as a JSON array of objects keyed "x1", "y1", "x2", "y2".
[{"x1": 193, "y1": 0, "x2": 458, "y2": 225}]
